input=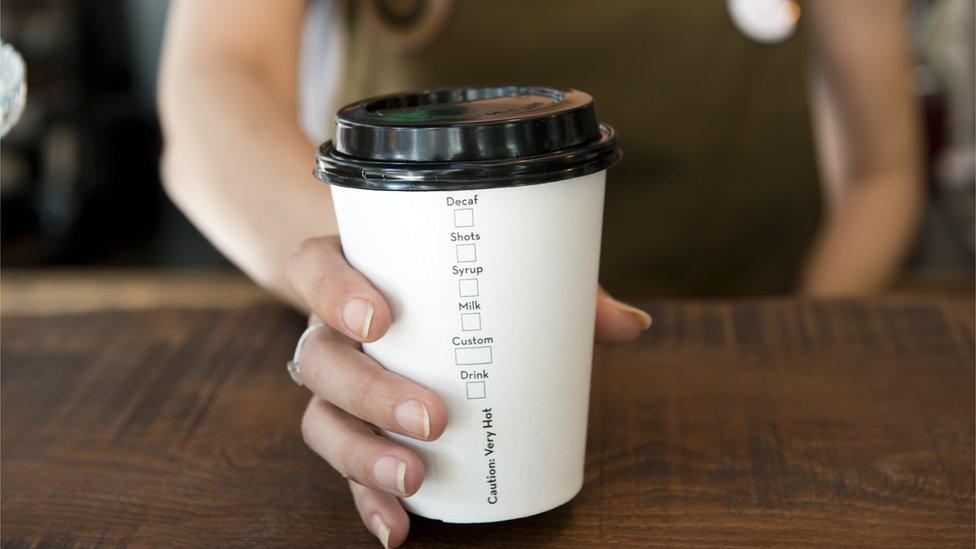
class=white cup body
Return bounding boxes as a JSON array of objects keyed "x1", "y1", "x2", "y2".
[{"x1": 331, "y1": 171, "x2": 606, "y2": 523}]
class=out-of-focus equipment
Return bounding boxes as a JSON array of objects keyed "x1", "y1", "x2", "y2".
[{"x1": 1, "y1": 41, "x2": 27, "y2": 137}]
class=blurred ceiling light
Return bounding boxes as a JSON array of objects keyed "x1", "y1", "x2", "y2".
[{"x1": 727, "y1": 0, "x2": 800, "y2": 44}]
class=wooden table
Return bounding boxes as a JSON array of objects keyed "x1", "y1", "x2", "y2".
[{"x1": 2, "y1": 272, "x2": 974, "y2": 547}]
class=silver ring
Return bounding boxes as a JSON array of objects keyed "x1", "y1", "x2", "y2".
[{"x1": 287, "y1": 322, "x2": 326, "y2": 386}]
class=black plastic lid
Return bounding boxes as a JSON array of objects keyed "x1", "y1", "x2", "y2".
[{"x1": 314, "y1": 86, "x2": 621, "y2": 191}]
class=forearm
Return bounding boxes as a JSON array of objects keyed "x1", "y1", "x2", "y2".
[
  {"x1": 801, "y1": 172, "x2": 922, "y2": 295},
  {"x1": 803, "y1": 0, "x2": 923, "y2": 296},
  {"x1": 159, "y1": 64, "x2": 334, "y2": 308}
]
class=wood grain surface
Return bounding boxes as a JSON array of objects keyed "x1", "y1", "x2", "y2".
[
  {"x1": 2, "y1": 297, "x2": 973, "y2": 547},
  {"x1": 0, "y1": 270, "x2": 276, "y2": 315}
]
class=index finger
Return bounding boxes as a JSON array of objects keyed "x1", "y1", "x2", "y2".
[{"x1": 287, "y1": 235, "x2": 392, "y2": 343}]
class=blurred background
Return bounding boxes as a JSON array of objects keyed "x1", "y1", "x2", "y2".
[
  {"x1": 1, "y1": 0, "x2": 223, "y2": 268},
  {"x1": 0, "y1": 0, "x2": 973, "y2": 292}
]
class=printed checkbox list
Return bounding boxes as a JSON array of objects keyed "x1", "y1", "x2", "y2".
[{"x1": 449, "y1": 195, "x2": 490, "y2": 402}]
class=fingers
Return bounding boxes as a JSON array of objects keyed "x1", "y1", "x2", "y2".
[
  {"x1": 350, "y1": 480, "x2": 410, "y2": 549},
  {"x1": 595, "y1": 286, "x2": 652, "y2": 343},
  {"x1": 288, "y1": 236, "x2": 391, "y2": 343},
  {"x1": 302, "y1": 397, "x2": 425, "y2": 497},
  {"x1": 299, "y1": 329, "x2": 447, "y2": 441}
]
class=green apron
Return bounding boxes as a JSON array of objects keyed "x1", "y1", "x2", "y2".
[{"x1": 336, "y1": 0, "x2": 821, "y2": 297}]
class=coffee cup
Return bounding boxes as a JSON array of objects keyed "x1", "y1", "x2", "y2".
[{"x1": 315, "y1": 86, "x2": 621, "y2": 523}]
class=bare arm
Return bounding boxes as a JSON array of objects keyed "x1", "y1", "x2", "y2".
[
  {"x1": 802, "y1": 0, "x2": 924, "y2": 295},
  {"x1": 158, "y1": 0, "x2": 332, "y2": 308}
]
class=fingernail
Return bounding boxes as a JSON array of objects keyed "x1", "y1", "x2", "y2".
[
  {"x1": 395, "y1": 400, "x2": 430, "y2": 439},
  {"x1": 374, "y1": 456, "x2": 408, "y2": 496},
  {"x1": 342, "y1": 298, "x2": 374, "y2": 339},
  {"x1": 617, "y1": 301, "x2": 652, "y2": 330},
  {"x1": 372, "y1": 515, "x2": 391, "y2": 549}
]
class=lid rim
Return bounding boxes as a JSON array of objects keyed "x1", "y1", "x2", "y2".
[{"x1": 315, "y1": 123, "x2": 621, "y2": 191}]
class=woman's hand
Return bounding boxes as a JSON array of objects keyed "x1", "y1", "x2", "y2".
[{"x1": 286, "y1": 235, "x2": 651, "y2": 548}]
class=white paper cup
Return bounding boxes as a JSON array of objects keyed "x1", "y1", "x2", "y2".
[{"x1": 316, "y1": 87, "x2": 620, "y2": 523}]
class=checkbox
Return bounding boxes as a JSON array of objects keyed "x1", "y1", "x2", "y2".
[
  {"x1": 455, "y1": 346, "x2": 492, "y2": 365},
  {"x1": 466, "y1": 381, "x2": 486, "y2": 399},
  {"x1": 461, "y1": 312, "x2": 482, "y2": 331},
  {"x1": 459, "y1": 278, "x2": 479, "y2": 297},
  {"x1": 456, "y1": 244, "x2": 476, "y2": 263},
  {"x1": 454, "y1": 208, "x2": 474, "y2": 227}
]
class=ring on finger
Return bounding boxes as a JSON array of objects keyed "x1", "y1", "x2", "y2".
[{"x1": 287, "y1": 322, "x2": 327, "y2": 386}]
